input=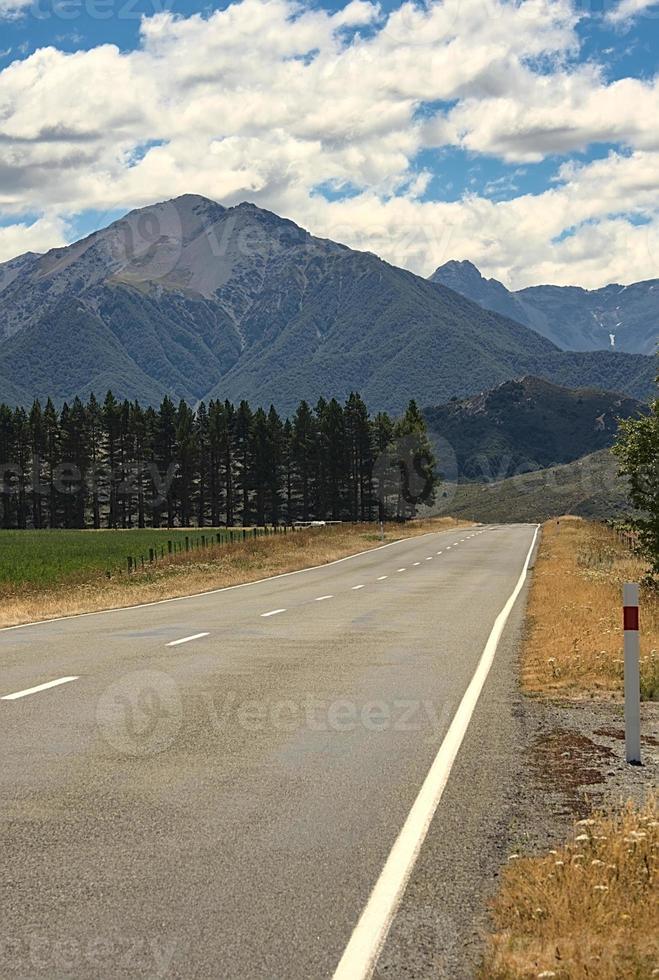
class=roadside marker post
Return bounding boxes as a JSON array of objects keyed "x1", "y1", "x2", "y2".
[{"x1": 623, "y1": 583, "x2": 642, "y2": 765}]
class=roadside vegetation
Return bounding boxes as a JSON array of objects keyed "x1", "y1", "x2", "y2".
[
  {"x1": 483, "y1": 383, "x2": 658, "y2": 978},
  {"x1": 481, "y1": 794, "x2": 658, "y2": 979},
  {"x1": 0, "y1": 518, "x2": 467, "y2": 628},
  {"x1": 523, "y1": 517, "x2": 658, "y2": 700}
]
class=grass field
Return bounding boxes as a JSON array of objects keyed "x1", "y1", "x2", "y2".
[
  {"x1": 523, "y1": 518, "x2": 658, "y2": 700},
  {"x1": 0, "y1": 518, "x2": 468, "y2": 627},
  {"x1": 0, "y1": 527, "x2": 274, "y2": 589}
]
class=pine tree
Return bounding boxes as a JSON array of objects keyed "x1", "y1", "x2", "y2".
[
  {"x1": 235, "y1": 401, "x2": 253, "y2": 526},
  {"x1": 175, "y1": 400, "x2": 197, "y2": 527},
  {"x1": 282, "y1": 418, "x2": 293, "y2": 524},
  {"x1": 321, "y1": 398, "x2": 347, "y2": 520},
  {"x1": 0, "y1": 404, "x2": 16, "y2": 528},
  {"x1": 195, "y1": 402, "x2": 210, "y2": 527},
  {"x1": 13, "y1": 406, "x2": 30, "y2": 529},
  {"x1": 153, "y1": 397, "x2": 177, "y2": 527},
  {"x1": 292, "y1": 400, "x2": 316, "y2": 521},
  {"x1": 86, "y1": 394, "x2": 103, "y2": 529},
  {"x1": 29, "y1": 400, "x2": 46, "y2": 529},
  {"x1": 60, "y1": 398, "x2": 89, "y2": 528},
  {"x1": 251, "y1": 408, "x2": 270, "y2": 526},
  {"x1": 267, "y1": 406, "x2": 284, "y2": 525},
  {"x1": 102, "y1": 392, "x2": 121, "y2": 529},
  {"x1": 345, "y1": 393, "x2": 372, "y2": 522},
  {"x1": 392, "y1": 399, "x2": 437, "y2": 518},
  {"x1": 43, "y1": 399, "x2": 61, "y2": 529},
  {"x1": 371, "y1": 411, "x2": 394, "y2": 521}
]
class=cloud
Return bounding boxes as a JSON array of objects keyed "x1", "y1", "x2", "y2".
[
  {"x1": 0, "y1": 0, "x2": 31, "y2": 19},
  {"x1": 0, "y1": 214, "x2": 68, "y2": 259},
  {"x1": 0, "y1": 0, "x2": 657, "y2": 287},
  {"x1": 606, "y1": 0, "x2": 658, "y2": 26}
]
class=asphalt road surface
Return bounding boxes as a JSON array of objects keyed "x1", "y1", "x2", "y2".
[{"x1": 1, "y1": 523, "x2": 538, "y2": 980}]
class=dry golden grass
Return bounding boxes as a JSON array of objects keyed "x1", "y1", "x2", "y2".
[
  {"x1": 481, "y1": 795, "x2": 658, "y2": 979},
  {"x1": 0, "y1": 518, "x2": 468, "y2": 628},
  {"x1": 523, "y1": 518, "x2": 659, "y2": 700}
]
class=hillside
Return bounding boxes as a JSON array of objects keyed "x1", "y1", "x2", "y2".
[
  {"x1": 431, "y1": 450, "x2": 630, "y2": 523},
  {"x1": 430, "y1": 260, "x2": 659, "y2": 355},
  {"x1": 0, "y1": 195, "x2": 656, "y2": 413},
  {"x1": 423, "y1": 376, "x2": 647, "y2": 481}
]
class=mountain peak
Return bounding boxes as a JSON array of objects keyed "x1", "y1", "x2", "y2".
[{"x1": 430, "y1": 259, "x2": 484, "y2": 285}]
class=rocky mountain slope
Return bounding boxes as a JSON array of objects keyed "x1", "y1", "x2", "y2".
[
  {"x1": 0, "y1": 195, "x2": 655, "y2": 413},
  {"x1": 423, "y1": 376, "x2": 646, "y2": 481},
  {"x1": 430, "y1": 260, "x2": 659, "y2": 355}
]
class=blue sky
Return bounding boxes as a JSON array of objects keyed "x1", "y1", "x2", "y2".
[{"x1": 0, "y1": 0, "x2": 658, "y2": 288}]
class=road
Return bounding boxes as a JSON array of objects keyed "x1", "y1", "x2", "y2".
[{"x1": 1, "y1": 523, "x2": 538, "y2": 979}]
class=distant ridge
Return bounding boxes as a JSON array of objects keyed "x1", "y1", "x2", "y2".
[
  {"x1": 430, "y1": 259, "x2": 659, "y2": 355},
  {"x1": 423, "y1": 375, "x2": 647, "y2": 481}
]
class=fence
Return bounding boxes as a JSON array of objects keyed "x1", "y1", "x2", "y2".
[{"x1": 124, "y1": 524, "x2": 298, "y2": 575}]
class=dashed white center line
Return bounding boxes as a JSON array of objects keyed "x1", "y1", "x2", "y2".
[
  {"x1": 397, "y1": 568, "x2": 406, "y2": 573},
  {"x1": 377, "y1": 575, "x2": 388, "y2": 581},
  {"x1": 2, "y1": 676, "x2": 79, "y2": 701},
  {"x1": 413, "y1": 562, "x2": 421, "y2": 566},
  {"x1": 437, "y1": 551, "x2": 443, "y2": 555},
  {"x1": 166, "y1": 632, "x2": 210, "y2": 647},
  {"x1": 315, "y1": 595, "x2": 334, "y2": 601},
  {"x1": 426, "y1": 557, "x2": 433, "y2": 561},
  {"x1": 261, "y1": 608, "x2": 286, "y2": 617},
  {"x1": 352, "y1": 585, "x2": 365, "y2": 590}
]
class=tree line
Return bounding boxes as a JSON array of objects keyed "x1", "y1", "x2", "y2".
[{"x1": 0, "y1": 392, "x2": 437, "y2": 530}]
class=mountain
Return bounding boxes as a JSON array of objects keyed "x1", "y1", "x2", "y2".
[
  {"x1": 423, "y1": 376, "x2": 646, "y2": 481},
  {"x1": 430, "y1": 260, "x2": 659, "y2": 355},
  {"x1": 428, "y1": 449, "x2": 630, "y2": 523},
  {"x1": 0, "y1": 195, "x2": 656, "y2": 413}
]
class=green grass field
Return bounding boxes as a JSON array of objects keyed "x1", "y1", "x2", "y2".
[{"x1": 0, "y1": 528, "x2": 252, "y2": 589}]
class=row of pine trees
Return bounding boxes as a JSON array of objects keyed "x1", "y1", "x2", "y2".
[{"x1": 0, "y1": 392, "x2": 436, "y2": 530}]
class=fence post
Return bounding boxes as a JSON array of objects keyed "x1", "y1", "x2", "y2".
[
  {"x1": 149, "y1": 548, "x2": 154, "y2": 563},
  {"x1": 127, "y1": 556, "x2": 133, "y2": 573},
  {"x1": 623, "y1": 583, "x2": 642, "y2": 765},
  {"x1": 168, "y1": 540, "x2": 172, "y2": 554}
]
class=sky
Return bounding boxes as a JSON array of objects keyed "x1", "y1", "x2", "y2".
[{"x1": 0, "y1": 0, "x2": 658, "y2": 288}]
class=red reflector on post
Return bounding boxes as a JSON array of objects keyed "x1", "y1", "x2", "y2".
[{"x1": 623, "y1": 606, "x2": 639, "y2": 631}]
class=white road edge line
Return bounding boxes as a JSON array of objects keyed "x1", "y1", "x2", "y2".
[
  {"x1": 261, "y1": 609, "x2": 286, "y2": 618},
  {"x1": 331, "y1": 524, "x2": 540, "y2": 980},
  {"x1": 0, "y1": 529, "x2": 462, "y2": 634},
  {"x1": 315, "y1": 595, "x2": 334, "y2": 601},
  {"x1": 166, "y1": 632, "x2": 210, "y2": 647},
  {"x1": 2, "y1": 676, "x2": 79, "y2": 701}
]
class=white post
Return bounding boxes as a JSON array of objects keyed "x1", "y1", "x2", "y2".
[{"x1": 623, "y1": 583, "x2": 641, "y2": 765}]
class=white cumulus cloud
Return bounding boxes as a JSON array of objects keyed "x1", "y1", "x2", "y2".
[{"x1": 0, "y1": 0, "x2": 657, "y2": 288}]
